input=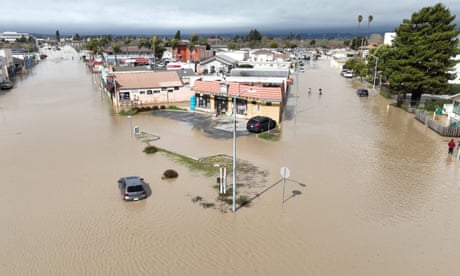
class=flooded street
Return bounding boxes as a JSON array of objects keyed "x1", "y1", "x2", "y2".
[{"x1": 2, "y1": 54, "x2": 460, "y2": 275}]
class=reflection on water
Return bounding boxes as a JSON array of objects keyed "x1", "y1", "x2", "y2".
[{"x1": 2, "y1": 57, "x2": 460, "y2": 275}]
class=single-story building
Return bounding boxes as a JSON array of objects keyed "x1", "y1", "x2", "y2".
[
  {"x1": 104, "y1": 70, "x2": 192, "y2": 109},
  {"x1": 192, "y1": 80, "x2": 284, "y2": 123}
]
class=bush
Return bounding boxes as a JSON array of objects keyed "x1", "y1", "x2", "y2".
[
  {"x1": 118, "y1": 108, "x2": 138, "y2": 116},
  {"x1": 423, "y1": 99, "x2": 451, "y2": 111},
  {"x1": 143, "y1": 145, "x2": 158, "y2": 154},
  {"x1": 163, "y1": 169, "x2": 178, "y2": 179}
]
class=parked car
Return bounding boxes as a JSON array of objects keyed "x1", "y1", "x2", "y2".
[
  {"x1": 118, "y1": 176, "x2": 148, "y2": 201},
  {"x1": 0, "y1": 79, "x2": 14, "y2": 90},
  {"x1": 246, "y1": 116, "x2": 277, "y2": 133},
  {"x1": 357, "y1": 89, "x2": 369, "y2": 97},
  {"x1": 299, "y1": 67, "x2": 305, "y2": 73},
  {"x1": 341, "y1": 69, "x2": 354, "y2": 78}
]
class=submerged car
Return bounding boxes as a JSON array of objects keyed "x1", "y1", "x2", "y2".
[
  {"x1": 246, "y1": 116, "x2": 277, "y2": 133},
  {"x1": 118, "y1": 176, "x2": 148, "y2": 201},
  {"x1": 356, "y1": 89, "x2": 369, "y2": 97}
]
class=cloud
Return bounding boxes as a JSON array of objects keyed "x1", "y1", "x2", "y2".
[{"x1": 1, "y1": 0, "x2": 459, "y2": 35}]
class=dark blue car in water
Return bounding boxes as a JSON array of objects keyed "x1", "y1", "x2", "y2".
[{"x1": 246, "y1": 116, "x2": 277, "y2": 133}]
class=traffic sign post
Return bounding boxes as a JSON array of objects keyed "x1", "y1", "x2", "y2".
[{"x1": 280, "y1": 167, "x2": 290, "y2": 203}]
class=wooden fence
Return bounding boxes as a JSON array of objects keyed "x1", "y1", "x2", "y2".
[{"x1": 415, "y1": 109, "x2": 460, "y2": 137}]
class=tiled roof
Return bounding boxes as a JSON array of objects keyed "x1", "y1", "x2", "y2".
[
  {"x1": 192, "y1": 80, "x2": 282, "y2": 101},
  {"x1": 114, "y1": 71, "x2": 183, "y2": 89}
]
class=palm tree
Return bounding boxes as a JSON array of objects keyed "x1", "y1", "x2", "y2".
[
  {"x1": 113, "y1": 44, "x2": 121, "y2": 65},
  {"x1": 367, "y1": 15, "x2": 374, "y2": 43},
  {"x1": 357, "y1": 15, "x2": 363, "y2": 50},
  {"x1": 150, "y1": 36, "x2": 160, "y2": 62},
  {"x1": 170, "y1": 38, "x2": 178, "y2": 60},
  {"x1": 124, "y1": 37, "x2": 131, "y2": 56}
]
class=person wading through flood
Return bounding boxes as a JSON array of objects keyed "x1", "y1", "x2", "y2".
[{"x1": 448, "y1": 138, "x2": 456, "y2": 155}]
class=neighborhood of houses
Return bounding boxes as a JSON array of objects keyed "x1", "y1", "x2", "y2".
[{"x1": 1, "y1": 31, "x2": 460, "y2": 133}]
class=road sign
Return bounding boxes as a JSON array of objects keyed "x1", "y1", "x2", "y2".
[{"x1": 280, "y1": 166, "x2": 290, "y2": 179}]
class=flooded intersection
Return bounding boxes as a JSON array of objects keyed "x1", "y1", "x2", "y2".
[{"x1": 1, "y1": 56, "x2": 460, "y2": 275}]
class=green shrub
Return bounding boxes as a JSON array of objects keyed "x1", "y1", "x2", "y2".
[
  {"x1": 423, "y1": 99, "x2": 451, "y2": 111},
  {"x1": 143, "y1": 145, "x2": 158, "y2": 154},
  {"x1": 163, "y1": 169, "x2": 179, "y2": 179},
  {"x1": 118, "y1": 108, "x2": 138, "y2": 116},
  {"x1": 167, "y1": 105, "x2": 187, "y2": 111}
]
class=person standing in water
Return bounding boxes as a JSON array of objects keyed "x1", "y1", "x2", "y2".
[{"x1": 448, "y1": 138, "x2": 456, "y2": 155}]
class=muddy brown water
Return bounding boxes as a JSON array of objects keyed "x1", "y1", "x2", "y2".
[{"x1": 2, "y1": 55, "x2": 460, "y2": 275}]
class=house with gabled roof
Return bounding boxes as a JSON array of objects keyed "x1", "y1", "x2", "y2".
[
  {"x1": 104, "y1": 70, "x2": 192, "y2": 109},
  {"x1": 198, "y1": 52, "x2": 240, "y2": 74}
]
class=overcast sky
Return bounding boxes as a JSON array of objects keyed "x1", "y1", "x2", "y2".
[{"x1": 2, "y1": 0, "x2": 459, "y2": 35}]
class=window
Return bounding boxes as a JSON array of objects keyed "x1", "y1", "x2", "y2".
[
  {"x1": 167, "y1": 89, "x2": 173, "y2": 93},
  {"x1": 147, "y1": 90, "x2": 153, "y2": 95},
  {"x1": 161, "y1": 87, "x2": 167, "y2": 91},
  {"x1": 120, "y1": 92, "x2": 130, "y2": 100},
  {"x1": 174, "y1": 86, "x2": 179, "y2": 90},
  {"x1": 140, "y1": 90, "x2": 146, "y2": 95},
  {"x1": 453, "y1": 101, "x2": 460, "y2": 115},
  {"x1": 153, "y1": 90, "x2": 160, "y2": 94}
]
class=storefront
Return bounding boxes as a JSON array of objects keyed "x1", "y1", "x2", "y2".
[
  {"x1": 214, "y1": 96, "x2": 228, "y2": 115},
  {"x1": 196, "y1": 93, "x2": 211, "y2": 110}
]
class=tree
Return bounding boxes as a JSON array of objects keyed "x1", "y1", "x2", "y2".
[
  {"x1": 387, "y1": 3, "x2": 460, "y2": 106},
  {"x1": 189, "y1": 33, "x2": 199, "y2": 44},
  {"x1": 344, "y1": 57, "x2": 367, "y2": 78},
  {"x1": 356, "y1": 15, "x2": 363, "y2": 49},
  {"x1": 269, "y1": 41, "x2": 278, "y2": 48},
  {"x1": 246, "y1": 28, "x2": 262, "y2": 48},
  {"x1": 150, "y1": 36, "x2": 164, "y2": 61},
  {"x1": 170, "y1": 38, "x2": 178, "y2": 59},
  {"x1": 247, "y1": 28, "x2": 262, "y2": 41},
  {"x1": 367, "y1": 15, "x2": 373, "y2": 40},
  {"x1": 55, "y1": 30, "x2": 60, "y2": 43},
  {"x1": 350, "y1": 36, "x2": 367, "y2": 50},
  {"x1": 174, "y1": 30, "x2": 181, "y2": 40},
  {"x1": 113, "y1": 44, "x2": 121, "y2": 65},
  {"x1": 227, "y1": 41, "x2": 237, "y2": 50},
  {"x1": 124, "y1": 37, "x2": 131, "y2": 55}
]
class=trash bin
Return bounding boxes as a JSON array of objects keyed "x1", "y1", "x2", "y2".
[{"x1": 436, "y1": 107, "x2": 442, "y2": 115}]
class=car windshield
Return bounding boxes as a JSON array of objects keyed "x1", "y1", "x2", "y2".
[{"x1": 127, "y1": 185, "x2": 144, "y2": 192}]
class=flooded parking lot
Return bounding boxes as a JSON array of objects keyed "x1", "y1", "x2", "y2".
[{"x1": 2, "y1": 55, "x2": 460, "y2": 275}]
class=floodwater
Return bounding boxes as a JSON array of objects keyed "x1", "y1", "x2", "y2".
[{"x1": 2, "y1": 53, "x2": 460, "y2": 276}]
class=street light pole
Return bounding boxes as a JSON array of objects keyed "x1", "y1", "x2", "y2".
[
  {"x1": 232, "y1": 94, "x2": 237, "y2": 212},
  {"x1": 369, "y1": 54, "x2": 379, "y2": 89}
]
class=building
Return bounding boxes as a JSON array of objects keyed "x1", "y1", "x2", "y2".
[
  {"x1": 192, "y1": 80, "x2": 284, "y2": 123},
  {"x1": 103, "y1": 69, "x2": 192, "y2": 109},
  {"x1": 198, "y1": 53, "x2": 239, "y2": 74},
  {"x1": 383, "y1": 32, "x2": 396, "y2": 46},
  {"x1": 0, "y1": 31, "x2": 29, "y2": 42}
]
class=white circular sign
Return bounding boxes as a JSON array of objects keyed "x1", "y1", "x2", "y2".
[{"x1": 280, "y1": 167, "x2": 290, "y2": 179}]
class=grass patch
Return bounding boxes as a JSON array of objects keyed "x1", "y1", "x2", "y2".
[
  {"x1": 257, "y1": 129, "x2": 281, "y2": 141},
  {"x1": 167, "y1": 105, "x2": 188, "y2": 111},
  {"x1": 118, "y1": 108, "x2": 138, "y2": 116},
  {"x1": 379, "y1": 89, "x2": 392, "y2": 99}
]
